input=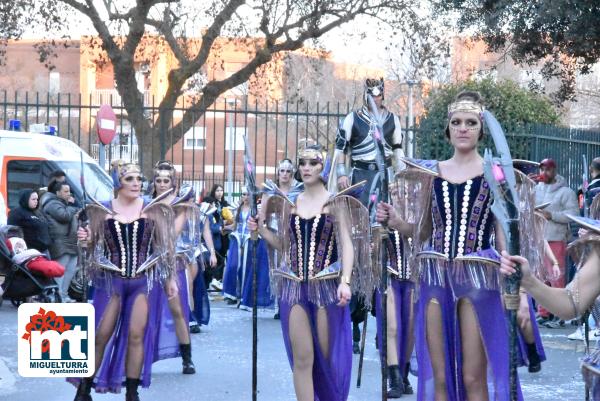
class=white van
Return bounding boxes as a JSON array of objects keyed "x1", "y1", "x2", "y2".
[{"x1": 0, "y1": 130, "x2": 113, "y2": 219}]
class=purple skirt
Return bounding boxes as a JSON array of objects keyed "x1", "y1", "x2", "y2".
[
  {"x1": 279, "y1": 282, "x2": 352, "y2": 401},
  {"x1": 154, "y1": 261, "x2": 190, "y2": 361},
  {"x1": 376, "y1": 279, "x2": 414, "y2": 367},
  {"x1": 69, "y1": 273, "x2": 163, "y2": 393},
  {"x1": 415, "y1": 266, "x2": 524, "y2": 401}
]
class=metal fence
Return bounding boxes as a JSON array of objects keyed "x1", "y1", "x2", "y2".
[
  {"x1": 2, "y1": 90, "x2": 600, "y2": 198},
  {"x1": 0, "y1": 91, "x2": 352, "y2": 201}
]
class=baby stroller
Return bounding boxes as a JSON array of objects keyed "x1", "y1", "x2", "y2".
[{"x1": 0, "y1": 225, "x2": 63, "y2": 307}]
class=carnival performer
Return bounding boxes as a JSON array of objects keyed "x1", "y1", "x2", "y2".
[
  {"x1": 223, "y1": 187, "x2": 273, "y2": 310},
  {"x1": 151, "y1": 162, "x2": 217, "y2": 374},
  {"x1": 377, "y1": 91, "x2": 537, "y2": 401},
  {"x1": 330, "y1": 77, "x2": 404, "y2": 354},
  {"x1": 249, "y1": 145, "x2": 374, "y2": 401},
  {"x1": 189, "y1": 195, "x2": 220, "y2": 332},
  {"x1": 263, "y1": 158, "x2": 299, "y2": 319},
  {"x1": 501, "y1": 212, "x2": 600, "y2": 399},
  {"x1": 512, "y1": 160, "x2": 549, "y2": 373},
  {"x1": 374, "y1": 181, "x2": 414, "y2": 397},
  {"x1": 72, "y1": 163, "x2": 178, "y2": 401}
]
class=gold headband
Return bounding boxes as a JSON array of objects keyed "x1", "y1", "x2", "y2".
[
  {"x1": 154, "y1": 169, "x2": 173, "y2": 179},
  {"x1": 448, "y1": 100, "x2": 484, "y2": 116},
  {"x1": 119, "y1": 163, "x2": 141, "y2": 179},
  {"x1": 298, "y1": 148, "x2": 325, "y2": 162}
]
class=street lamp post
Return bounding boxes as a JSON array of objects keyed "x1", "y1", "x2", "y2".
[
  {"x1": 406, "y1": 79, "x2": 418, "y2": 158},
  {"x1": 227, "y1": 99, "x2": 236, "y2": 203}
]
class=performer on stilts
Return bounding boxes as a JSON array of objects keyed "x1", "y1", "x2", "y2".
[
  {"x1": 150, "y1": 161, "x2": 216, "y2": 375},
  {"x1": 330, "y1": 77, "x2": 404, "y2": 355},
  {"x1": 72, "y1": 163, "x2": 178, "y2": 401},
  {"x1": 377, "y1": 91, "x2": 540, "y2": 401},
  {"x1": 249, "y1": 144, "x2": 376, "y2": 401},
  {"x1": 374, "y1": 181, "x2": 414, "y2": 398}
]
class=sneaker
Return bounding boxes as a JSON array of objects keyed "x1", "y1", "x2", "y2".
[
  {"x1": 568, "y1": 327, "x2": 585, "y2": 341},
  {"x1": 210, "y1": 279, "x2": 223, "y2": 291},
  {"x1": 544, "y1": 318, "x2": 565, "y2": 329},
  {"x1": 225, "y1": 298, "x2": 237, "y2": 305},
  {"x1": 536, "y1": 316, "x2": 550, "y2": 325}
]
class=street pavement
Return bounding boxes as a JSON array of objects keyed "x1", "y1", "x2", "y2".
[{"x1": 0, "y1": 297, "x2": 587, "y2": 400}]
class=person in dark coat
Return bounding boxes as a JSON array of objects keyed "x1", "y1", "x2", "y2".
[
  {"x1": 41, "y1": 180, "x2": 80, "y2": 301},
  {"x1": 7, "y1": 189, "x2": 51, "y2": 253}
]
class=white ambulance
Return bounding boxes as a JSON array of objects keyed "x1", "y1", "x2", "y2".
[{"x1": 0, "y1": 129, "x2": 113, "y2": 220}]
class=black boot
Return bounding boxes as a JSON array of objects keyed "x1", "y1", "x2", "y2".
[
  {"x1": 73, "y1": 377, "x2": 93, "y2": 401},
  {"x1": 352, "y1": 322, "x2": 361, "y2": 354},
  {"x1": 387, "y1": 365, "x2": 404, "y2": 398},
  {"x1": 526, "y1": 342, "x2": 541, "y2": 373},
  {"x1": 125, "y1": 378, "x2": 141, "y2": 401},
  {"x1": 180, "y1": 343, "x2": 196, "y2": 374},
  {"x1": 403, "y1": 363, "x2": 414, "y2": 394}
]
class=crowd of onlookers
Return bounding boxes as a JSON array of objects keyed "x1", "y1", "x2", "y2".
[{"x1": 4, "y1": 170, "x2": 82, "y2": 302}]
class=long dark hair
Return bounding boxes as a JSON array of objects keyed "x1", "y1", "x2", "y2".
[{"x1": 209, "y1": 184, "x2": 227, "y2": 203}]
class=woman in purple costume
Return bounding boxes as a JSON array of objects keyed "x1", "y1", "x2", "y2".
[
  {"x1": 375, "y1": 181, "x2": 415, "y2": 398},
  {"x1": 151, "y1": 161, "x2": 217, "y2": 374},
  {"x1": 502, "y1": 213, "x2": 600, "y2": 399},
  {"x1": 249, "y1": 145, "x2": 373, "y2": 401},
  {"x1": 73, "y1": 163, "x2": 178, "y2": 401},
  {"x1": 377, "y1": 91, "x2": 536, "y2": 401}
]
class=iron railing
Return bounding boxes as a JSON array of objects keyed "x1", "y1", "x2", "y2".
[{"x1": 2, "y1": 90, "x2": 600, "y2": 198}]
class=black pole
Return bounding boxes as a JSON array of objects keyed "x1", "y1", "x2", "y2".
[
  {"x1": 251, "y1": 231, "x2": 259, "y2": 401},
  {"x1": 507, "y1": 219, "x2": 521, "y2": 401},
  {"x1": 356, "y1": 310, "x2": 369, "y2": 387},
  {"x1": 380, "y1": 228, "x2": 388, "y2": 401}
]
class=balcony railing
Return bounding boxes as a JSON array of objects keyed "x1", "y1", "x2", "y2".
[
  {"x1": 90, "y1": 144, "x2": 139, "y2": 169},
  {"x1": 91, "y1": 89, "x2": 152, "y2": 107}
]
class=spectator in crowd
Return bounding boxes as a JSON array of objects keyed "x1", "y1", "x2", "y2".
[
  {"x1": 7, "y1": 189, "x2": 51, "y2": 253},
  {"x1": 535, "y1": 158, "x2": 579, "y2": 327},
  {"x1": 580, "y1": 157, "x2": 600, "y2": 212},
  {"x1": 205, "y1": 184, "x2": 231, "y2": 290},
  {"x1": 41, "y1": 180, "x2": 80, "y2": 302},
  {"x1": 40, "y1": 169, "x2": 80, "y2": 208}
]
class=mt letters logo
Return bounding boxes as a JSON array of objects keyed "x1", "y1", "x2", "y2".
[{"x1": 18, "y1": 303, "x2": 95, "y2": 377}]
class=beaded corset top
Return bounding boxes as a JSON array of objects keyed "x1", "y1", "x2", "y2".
[
  {"x1": 289, "y1": 213, "x2": 338, "y2": 281},
  {"x1": 104, "y1": 218, "x2": 154, "y2": 278},
  {"x1": 387, "y1": 230, "x2": 411, "y2": 280},
  {"x1": 430, "y1": 175, "x2": 494, "y2": 259}
]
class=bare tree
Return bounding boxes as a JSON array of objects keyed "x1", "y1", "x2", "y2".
[{"x1": 0, "y1": 0, "x2": 421, "y2": 173}]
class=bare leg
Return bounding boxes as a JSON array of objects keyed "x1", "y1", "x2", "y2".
[
  {"x1": 426, "y1": 299, "x2": 447, "y2": 401},
  {"x1": 459, "y1": 298, "x2": 489, "y2": 401},
  {"x1": 94, "y1": 295, "x2": 121, "y2": 372},
  {"x1": 387, "y1": 285, "x2": 399, "y2": 366},
  {"x1": 289, "y1": 305, "x2": 315, "y2": 401},
  {"x1": 518, "y1": 314, "x2": 535, "y2": 344},
  {"x1": 168, "y1": 289, "x2": 191, "y2": 344},
  {"x1": 126, "y1": 293, "x2": 148, "y2": 378},
  {"x1": 189, "y1": 263, "x2": 198, "y2": 312},
  {"x1": 316, "y1": 307, "x2": 330, "y2": 360}
]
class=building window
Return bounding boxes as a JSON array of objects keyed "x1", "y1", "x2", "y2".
[
  {"x1": 183, "y1": 126, "x2": 206, "y2": 150},
  {"x1": 49, "y1": 72, "x2": 60, "y2": 95},
  {"x1": 225, "y1": 127, "x2": 246, "y2": 151}
]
